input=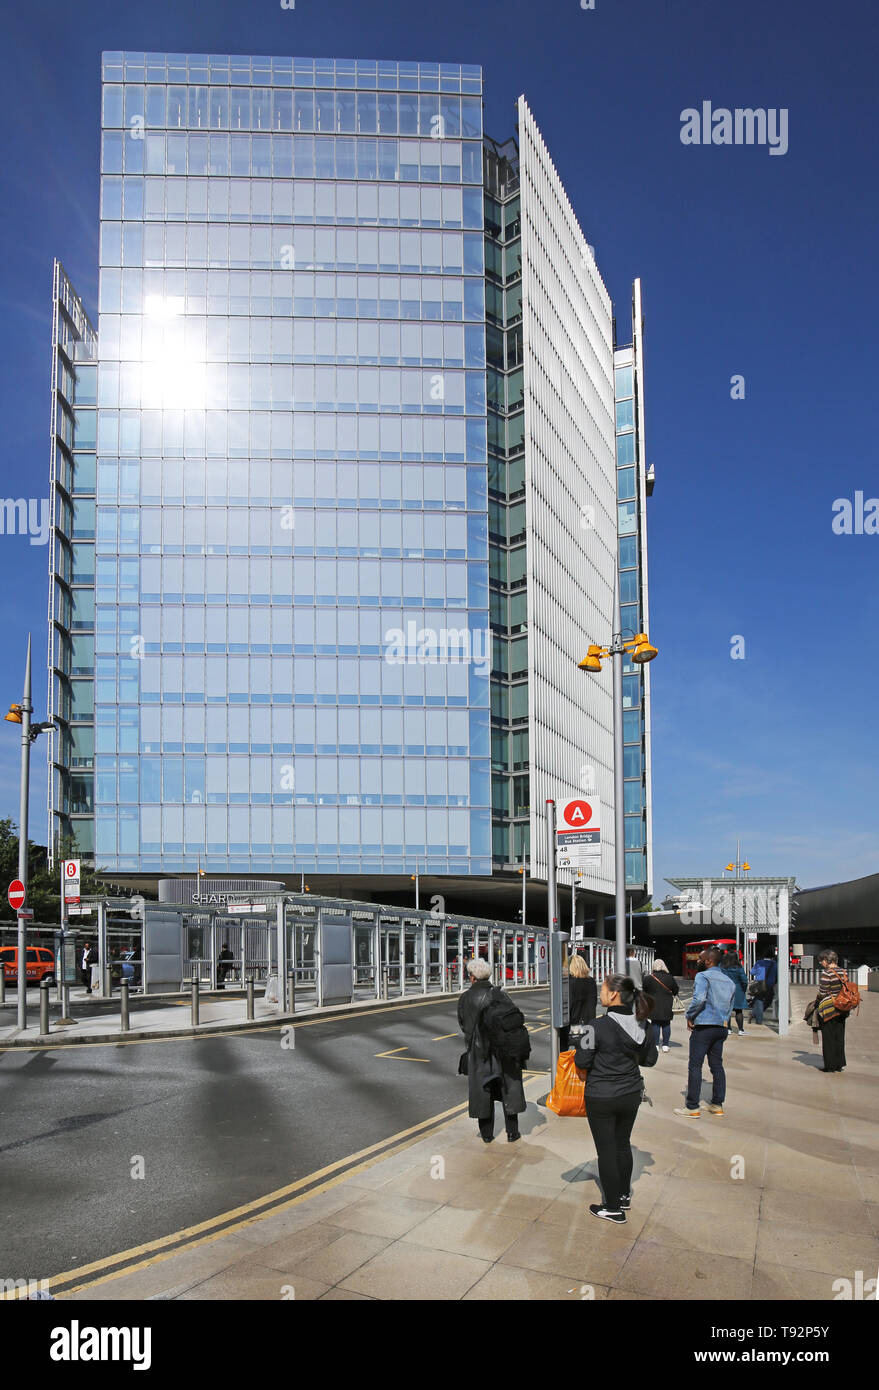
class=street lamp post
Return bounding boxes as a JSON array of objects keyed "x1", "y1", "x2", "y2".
[
  {"x1": 14, "y1": 641, "x2": 32, "y2": 1031},
  {"x1": 546, "y1": 799, "x2": 560, "y2": 1080},
  {"x1": 4, "y1": 637, "x2": 56, "y2": 1031},
  {"x1": 578, "y1": 573, "x2": 657, "y2": 976}
]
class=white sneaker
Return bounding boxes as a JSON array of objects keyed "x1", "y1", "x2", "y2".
[{"x1": 661, "y1": 1045, "x2": 669, "y2": 1052}]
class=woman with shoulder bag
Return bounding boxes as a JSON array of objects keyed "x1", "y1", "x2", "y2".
[
  {"x1": 642, "y1": 959, "x2": 679, "y2": 1052},
  {"x1": 812, "y1": 949, "x2": 849, "y2": 1073}
]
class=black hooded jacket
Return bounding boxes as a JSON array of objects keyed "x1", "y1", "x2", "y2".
[{"x1": 573, "y1": 1004, "x2": 658, "y2": 1100}]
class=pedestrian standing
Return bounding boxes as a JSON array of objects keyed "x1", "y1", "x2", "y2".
[
  {"x1": 559, "y1": 955, "x2": 597, "y2": 1052},
  {"x1": 674, "y1": 946, "x2": 736, "y2": 1117},
  {"x1": 573, "y1": 973, "x2": 657, "y2": 1223},
  {"x1": 812, "y1": 949, "x2": 849, "y2": 1073},
  {"x1": 642, "y1": 958, "x2": 678, "y2": 1051},
  {"x1": 748, "y1": 954, "x2": 777, "y2": 1024},
  {"x1": 80, "y1": 941, "x2": 95, "y2": 995},
  {"x1": 720, "y1": 951, "x2": 749, "y2": 1035},
  {"x1": 217, "y1": 941, "x2": 234, "y2": 989},
  {"x1": 457, "y1": 958, "x2": 528, "y2": 1143}
]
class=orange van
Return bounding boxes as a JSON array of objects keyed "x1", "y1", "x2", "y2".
[{"x1": 0, "y1": 946, "x2": 56, "y2": 984}]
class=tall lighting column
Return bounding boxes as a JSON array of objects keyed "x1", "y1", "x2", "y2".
[{"x1": 578, "y1": 573, "x2": 657, "y2": 974}]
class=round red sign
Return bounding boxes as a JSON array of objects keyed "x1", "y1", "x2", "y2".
[
  {"x1": 562, "y1": 799, "x2": 594, "y2": 828},
  {"x1": 7, "y1": 879, "x2": 26, "y2": 910}
]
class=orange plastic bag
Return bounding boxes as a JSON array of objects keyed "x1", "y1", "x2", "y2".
[{"x1": 546, "y1": 1049, "x2": 587, "y2": 1117}]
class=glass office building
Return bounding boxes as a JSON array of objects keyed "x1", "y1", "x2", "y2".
[
  {"x1": 47, "y1": 55, "x2": 653, "y2": 918},
  {"x1": 614, "y1": 280, "x2": 654, "y2": 901}
]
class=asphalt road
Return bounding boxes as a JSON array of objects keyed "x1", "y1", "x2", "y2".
[{"x1": 0, "y1": 988, "x2": 552, "y2": 1281}]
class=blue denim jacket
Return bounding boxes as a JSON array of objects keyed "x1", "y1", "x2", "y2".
[{"x1": 686, "y1": 967, "x2": 736, "y2": 1027}]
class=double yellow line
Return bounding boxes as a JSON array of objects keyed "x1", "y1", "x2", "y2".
[{"x1": 43, "y1": 1099, "x2": 470, "y2": 1298}]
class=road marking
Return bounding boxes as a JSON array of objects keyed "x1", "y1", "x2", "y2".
[
  {"x1": 432, "y1": 1032, "x2": 458, "y2": 1040},
  {"x1": 375, "y1": 1045, "x2": 430, "y2": 1063},
  {"x1": 527, "y1": 1023, "x2": 550, "y2": 1034}
]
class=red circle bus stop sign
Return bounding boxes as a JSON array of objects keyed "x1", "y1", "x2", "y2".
[{"x1": 7, "y1": 880, "x2": 26, "y2": 911}]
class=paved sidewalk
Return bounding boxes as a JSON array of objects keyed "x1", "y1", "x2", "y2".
[{"x1": 56, "y1": 986, "x2": 879, "y2": 1301}]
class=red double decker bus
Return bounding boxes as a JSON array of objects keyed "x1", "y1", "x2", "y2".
[{"x1": 682, "y1": 938, "x2": 741, "y2": 979}]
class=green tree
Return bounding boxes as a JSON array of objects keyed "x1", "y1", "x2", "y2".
[{"x1": 0, "y1": 820, "x2": 114, "y2": 925}]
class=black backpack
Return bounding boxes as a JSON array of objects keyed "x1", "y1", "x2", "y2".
[{"x1": 481, "y1": 988, "x2": 532, "y2": 1064}]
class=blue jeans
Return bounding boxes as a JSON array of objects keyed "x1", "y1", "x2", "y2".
[
  {"x1": 652, "y1": 1021, "x2": 671, "y2": 1048},
  {"x1": 686, "y1": 1025, "x2": 728, "y2": 1109}
]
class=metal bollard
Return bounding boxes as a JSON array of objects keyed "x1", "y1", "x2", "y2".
[
  {"x1": 190, "y1": 975, "x2": 200, "y2": 1027},
  {"x1": 381, "y1": 965, "x2": 389, "y2": 1001},
  {"x1": 40, "y1": 978, "x2": 50, "y2": 1036},
  {"x1": 120, "y1": 980, "x2": 130, "y2": 1032},
  {"x1": 0, "y1": 968, "x2": 5, "y2": 1005},
  {"x1": 287, "y1": 970, "x2": 296, "y2": 1014},
  {"x1": 246, "y1": 975, "x2": 255, "y2": 1021}
]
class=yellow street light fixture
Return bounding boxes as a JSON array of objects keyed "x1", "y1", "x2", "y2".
[
  {"x1": 4, "y1": 704, "x2": 22, "y2": 724},
  {"x1": 578, "y1": 645, "x2": 605, "y2": 672},
  {"x1": 629, "y1": 635, "x2": 658, "y2": 664},
  {"x1": 577, "y1": 590, "x2": 658, "y2": 972}
]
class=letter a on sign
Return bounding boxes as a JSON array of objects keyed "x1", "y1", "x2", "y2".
[{"x1": 557, "y1": 797, "x2": 601, "y2": 867}]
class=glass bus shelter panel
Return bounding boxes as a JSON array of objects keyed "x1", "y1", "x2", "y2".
[
  {"x1": 183, "y1": 912, "x2": 212, "y2": 983},
  {"x1": 210, "y1": 916, "x2": 243, "y2": 987},
  {"x1": 379, "y1": 915, "x2": 403, "y2": 996},
  {"x1": 287, "y1": 909, "x2": 318, "y2": 992},
  {"x1": 354, "y1": 922, "x2": 377, "y2": 996},
  {"x1": 106, "y1": 918, "x2": 144, "y2": 991},
  {"x1": 319, "y1": 909, "x2": 354, "y2": 1007},
  {"x1": 241, "y1": 919, "x2": 273, "y2": 982},
  {"x1": 425, "y1": 924, "x2": 445, "y2": 991},
  {"x1": 445, "y1": 924, "x2": 465, "y2": 992}
]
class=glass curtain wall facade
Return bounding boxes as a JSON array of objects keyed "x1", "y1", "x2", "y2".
[
  {"x1": 47, "y1": 261, "x2": 98, "y2": 862},
  {"x1": 483, "y1": 137, "x2": 528, "y2": 871},
  {"x1": 86, "y1": 52, "x2": 490, "y2": 876},
  {"x1": 613, "y1": 278, "x2": 653, "y2": 900}
]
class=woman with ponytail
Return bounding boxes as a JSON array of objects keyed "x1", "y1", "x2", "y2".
[{"x1": 573, "y1": 973, "x2": 658, "y2": 1224}]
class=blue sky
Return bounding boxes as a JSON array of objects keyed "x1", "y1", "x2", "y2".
[{"x1": 0, "y1": 0, "x2": 875, "y2": 894}]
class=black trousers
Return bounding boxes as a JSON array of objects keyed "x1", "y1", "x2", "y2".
[
  {"x1": 585, "y1": 1091, "x2": 641, "y2": 1211},
  {"x1": 478, "y1": 1101, "x2": 519, "y2": 1140},
  {"x1": 820, "y1": 1014, "x2": 847, "y2": 1071}
]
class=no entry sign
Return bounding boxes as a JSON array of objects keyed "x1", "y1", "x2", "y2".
[{"x1": 7, "y1": 879, "x2": 26, "y2": 910}]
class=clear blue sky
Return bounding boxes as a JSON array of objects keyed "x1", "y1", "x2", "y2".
[{"x1": 1, "y1": 0, "x2": 875, "y2": 894}]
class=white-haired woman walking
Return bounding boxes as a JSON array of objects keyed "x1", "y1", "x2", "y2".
[
  {"x1": 642, "y1": 959, "x2": 679, "y2": 1051},
  {"x1": 457, "y1": 958, "x2": 527, "y2": 1143}
]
